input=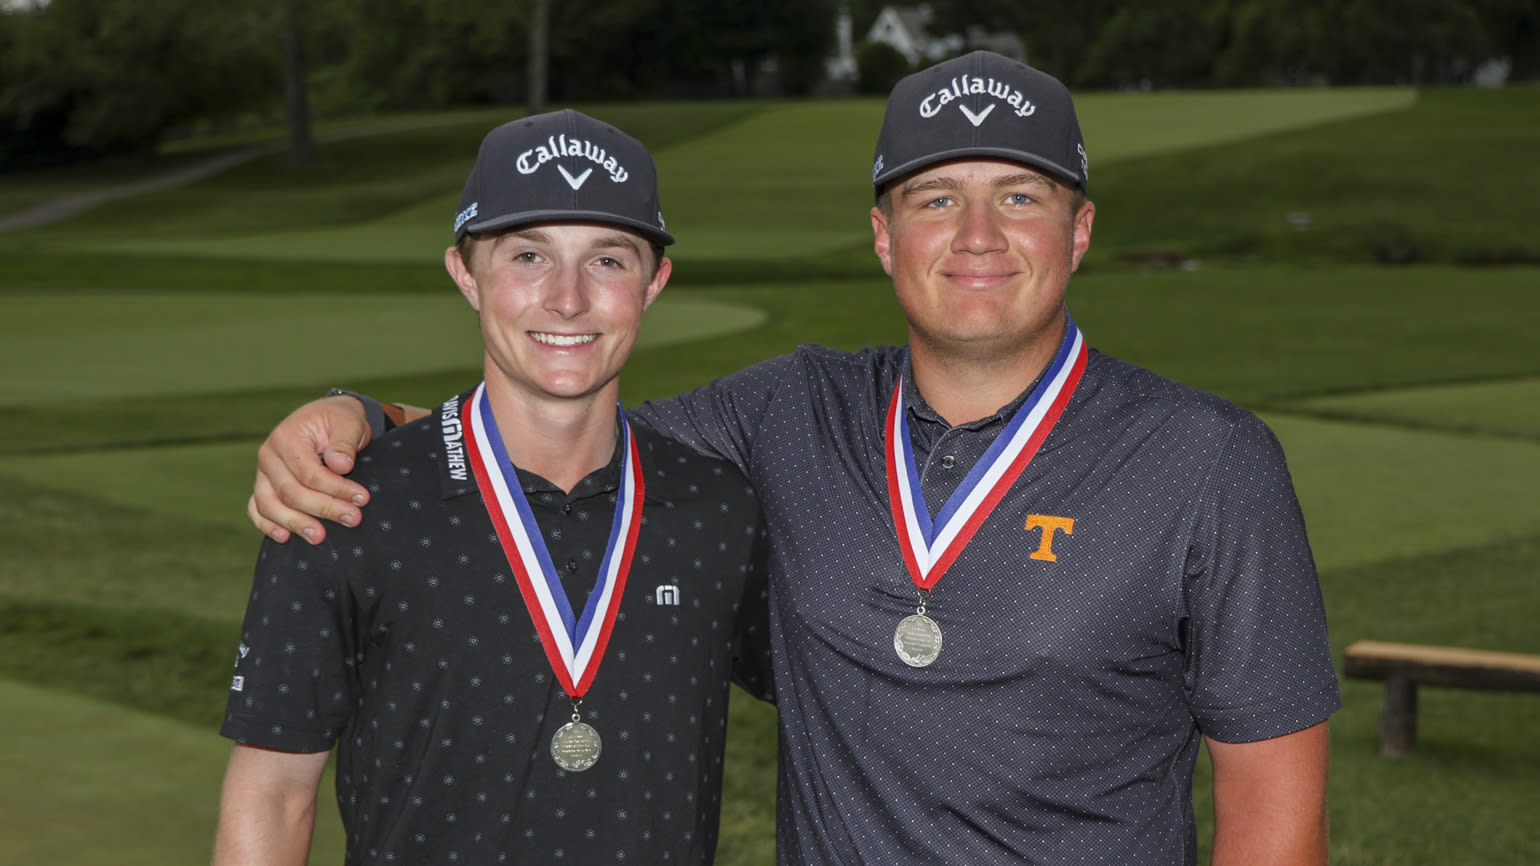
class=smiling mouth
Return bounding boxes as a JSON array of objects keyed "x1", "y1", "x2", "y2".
[{"x1": 531, "y1": 332, "x2": 598, "y2": 347}]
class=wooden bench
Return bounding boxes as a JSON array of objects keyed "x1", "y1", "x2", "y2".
[{"x1": 1343, "y1": 640, "x2": 1540, "y2": 757}]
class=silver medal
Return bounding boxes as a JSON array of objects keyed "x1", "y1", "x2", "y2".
[
  {"x1": 550, "y1": 720, "x2": 602, "y2": 772},
  {"x1": 894, "y1": 613, "x2": 943, "y2": 667}
]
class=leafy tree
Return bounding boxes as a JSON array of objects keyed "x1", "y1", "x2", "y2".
[
  {"x1": 857, "y1": 40, "x2": 910, "y2": 94},
  {"x1": 0, "y1": 0, "x2": 278, "y2": 160}
]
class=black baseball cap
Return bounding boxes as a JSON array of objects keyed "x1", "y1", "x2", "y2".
[
  {"x1": 872, "y1": 51, "x2": 1088, "y2": 196},
  {"x1": 453, "y1": 109, "x2": 674, "y2": 246}
]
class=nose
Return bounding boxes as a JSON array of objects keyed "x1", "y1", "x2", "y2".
[
  {"x1": 950, "y1": 200, "x2": 1008, "y2": 255},
  {"x1": 545, "y1": 262, "x2": 589, "y2": 319}
]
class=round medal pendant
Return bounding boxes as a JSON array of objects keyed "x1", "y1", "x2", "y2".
[
  {"x1": 550, "y1": 721, "x2": 602, "y2": 772},
  {"x1": 894, "y1": 614, "x2": 943, "y2": 667}
]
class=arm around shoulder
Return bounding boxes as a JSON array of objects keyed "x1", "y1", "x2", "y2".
[
  {"x1": 1207, "y1": 721, "x2": 1330, "y2": 866},
  {"x1": 249, "y1": 393, "x2": 428, "y2": 545},
  {"x1": 212, "y1": 744, "x2": 331, "y2": 866}
]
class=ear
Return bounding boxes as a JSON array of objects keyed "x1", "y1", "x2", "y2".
[
  {"x1": 444, "y1": 245, "x2": 481, "y2": 311},
  {"x1": 1070, "y1": 201, "x2": 1095, "y2": 273},
  {"x1": 641, "y1": 256, "x2": 672, "y2": 311},
  {"x1": 871, "y1": 205, "x2": 894, "y2": 277}
]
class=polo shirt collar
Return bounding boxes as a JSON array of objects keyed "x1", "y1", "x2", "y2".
[
  {"x1": 437, "y1": 389, "x2": 624, "y2": 502},
  {"x1": 899, "y1": 351, "x2": 1039, "y2": 435}
]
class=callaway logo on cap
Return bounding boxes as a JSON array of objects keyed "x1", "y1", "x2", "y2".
[
  {"x1": 454, "y1": 109, "x2": 674, "y2": 246},
  {"x1": 872, "y1": 50, "x2": 1089, "y2": 195}
]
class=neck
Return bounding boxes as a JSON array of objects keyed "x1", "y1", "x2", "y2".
[
  {"x1": 480, "y1": 379, "x2": 621, "y2": 493},
  {"x1": 908, "y1": 319, "x2": 1066, "y2": 426}
]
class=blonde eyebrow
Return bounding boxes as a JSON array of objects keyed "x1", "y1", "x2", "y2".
[
  {"x1": 900, "y1": 176, "x2": 961, "y2": 198},
  {"x1": 489, "y1": 228, "x2": 640, "y2": 257},
  {"x1": 997, "y1": 172, "x2": 1059, "y2": 192},
  {"x1": 900, "y1": 170, "x2": 1059, "y2": 200},
  {"x1": 491, "y1": 228, "x2": 551, "y2": 249},
  {"x1": 590, "y1": 233, "x2": 642, "y2": 257}
]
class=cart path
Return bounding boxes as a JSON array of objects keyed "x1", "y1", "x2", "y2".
[{"x1": 0, "y1": 116, "x2": 487, "y2": 232}]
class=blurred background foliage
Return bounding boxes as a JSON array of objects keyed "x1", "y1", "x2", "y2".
[{"x1": 2, "y1": 0, "x2": 1536, "y2": 168}]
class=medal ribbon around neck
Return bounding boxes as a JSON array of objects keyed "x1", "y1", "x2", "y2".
[
  {"x1": 463, "y1": 383, "x2": 644, "y2": 698},
  {"x1": 886, "y1": 317, "x2": 1087, "y2": 590}
]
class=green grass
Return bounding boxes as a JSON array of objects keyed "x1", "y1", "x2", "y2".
[
  {"x1": 0, "y1": 678, "x2": 347, "y2": 864},
  {"x1": 0, "y1": 290, "x2": 764, "y2": 405},
  {"x1": 1088, "y1": 86, "x2": 1540, "y2": 265},
  {"x1": 2, "y1": 87, "x2": 1539, "y2": 865},
  {"x1": 1289, "y1": 377, "x2": 1540, "y2": 438}
]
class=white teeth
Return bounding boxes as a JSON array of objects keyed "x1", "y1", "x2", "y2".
[{"x1": 531, "y1": 332, "x2": 597, "y2": 347}]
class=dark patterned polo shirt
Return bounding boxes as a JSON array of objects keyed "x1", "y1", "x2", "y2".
[
  {"x1": 222, "y1": 389, "x2": 772, "y2": 865},
  {"x1": 633, "y1": 342, "x2": 1341, "y2": 865}
]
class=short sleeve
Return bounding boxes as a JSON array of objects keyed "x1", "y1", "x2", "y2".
[
  {"x1": 220, "y1": 535, "x2": 361, "y2": 753},
  {"x1": 630, "y1": 353, "x2": 800, "y2": 474},
  {"x1": 1183, "y1": 413, "x2": 1341, "y2": 742}
]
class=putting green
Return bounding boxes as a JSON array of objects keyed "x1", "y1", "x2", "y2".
[
  {"x1": 1263, "y1": 411, "x2": 1540, "y2": 571},
  {"x1": 1286, "y1": 377, "x2": 1540, "y2": 437},
  {"x1": 0, "y1": 678, "x2": 344, "y2": 865},
  {"x1": 1074, "y1": 87, "x2": 1416, "y2": 164},
  {"x1": 0, "y1": 291, "x2": 766, "y2": 405}
]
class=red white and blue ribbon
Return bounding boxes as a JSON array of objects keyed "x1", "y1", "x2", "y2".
[
  {"x1": 463, "y1": 384, "x2": 644, "y2": 698},
  {"x1": 885, "y1": 317, "x2": 1087, "y2": 590}
]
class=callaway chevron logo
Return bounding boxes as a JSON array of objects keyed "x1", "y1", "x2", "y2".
[
  {"x1": 918, "y1": 74, "x2": 1038, "y2": 122},
  {"x1": 516, "y1": 134, "x2": 630, "y2": 185}
]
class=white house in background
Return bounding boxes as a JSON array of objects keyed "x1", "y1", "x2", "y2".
[
  {"x1": 867, "y1": 5, "x2": 960, "y2": 65},
  {"x1": 865, "y1": 5, "x2": 1026, "y2": 66}
]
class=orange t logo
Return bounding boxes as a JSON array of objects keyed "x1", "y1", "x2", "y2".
[{"x1": 1025, "y1": 514, "x2": 1075, "y2": 562}]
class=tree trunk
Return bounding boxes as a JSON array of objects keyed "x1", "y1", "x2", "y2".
[
  {"x1": 282, "y1": 0, "x2": 315, "y2": 168},
  {"x1": 528, "y1": 0, "x2": 551, "y2": 115}
]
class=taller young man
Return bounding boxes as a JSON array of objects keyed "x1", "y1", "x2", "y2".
[
  {"x1": 214, "y1": 110, "x2": 770, "y2": 865},
  {"x1": 251, "y1": 54, "x2": 1339, "y2": 864}
]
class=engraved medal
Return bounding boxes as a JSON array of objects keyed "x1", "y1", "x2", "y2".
[
  {"x1": 551, "y1": 714, "x2": 603, "y2": 772},
  {"x1": 894, "y1": 613, "x2": 943, "y2": 668},
  {"x1": 884, "y1": 318, "x2": 1087, "y2": 665}
]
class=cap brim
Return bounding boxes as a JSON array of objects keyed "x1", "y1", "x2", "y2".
[{"x1": 462, "y1": 209, "x2": 675, "y2": 247}]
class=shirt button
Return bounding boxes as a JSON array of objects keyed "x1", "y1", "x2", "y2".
[
  {"x1": 566, "y1": 559, "x2": 579, "y2": 574},
  {"x1": 562, "y1": 503, "x2": 572, "y2": 514},
  {"x1": 941, "y1": 455, "x2": 956, "y2": 469}
]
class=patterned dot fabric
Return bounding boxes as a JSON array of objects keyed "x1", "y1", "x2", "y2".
[
  {"x1": 633, "y1": 342, "x2": 1341, "y2": 865},
  {"x1": 223, "y1": 388, "x2": 773, "y2": 864}
]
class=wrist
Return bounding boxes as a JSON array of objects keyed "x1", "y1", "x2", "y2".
[{"x1": 324, "y1": 388, "x2": 392, "y2": 440}]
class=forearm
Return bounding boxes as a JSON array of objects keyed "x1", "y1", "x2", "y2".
[
  {"x1": 1211, "y1": 802, "x2": 1327, "y2": 866},
  {"x1": 213, "y1": 746, "x2": 327, "y2": 866},
  {"x1": 1208, "y1": 722, "x2": 1331, "y2": 866}
]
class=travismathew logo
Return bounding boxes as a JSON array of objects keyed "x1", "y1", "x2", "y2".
[
  {"x1": 453, "y1": 202, "x2": 478, "y2": 233},
  {"x1": 441, "y1": 397, "x2": 467, "y2": 482},
  {"x1": 517, "y1": 134, "x2": 630, "y2": 188},
  {"x1": 919, "y1": 74, "x2": 1038, "y2": 123}
]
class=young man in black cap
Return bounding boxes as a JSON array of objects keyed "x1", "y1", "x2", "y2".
[
  {"x1": 213, "y1": 109, "x2": 771, "y2": 865},
  {"x1": 249, "y1": 52, "x2": 1337, "y2": 864}
]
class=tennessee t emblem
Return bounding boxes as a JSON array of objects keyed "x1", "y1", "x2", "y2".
[{"x1": 1025, "y1": 514, "x2": 1075, "y2": 562}]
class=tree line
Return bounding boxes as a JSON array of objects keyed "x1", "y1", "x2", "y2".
[{"x1": 2, "y1": 0, "x2": 1534, "y2": 170}]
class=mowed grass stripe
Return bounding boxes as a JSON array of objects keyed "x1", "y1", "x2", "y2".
[
  {"x1": 3, "y1": 407, "x2": 1537, "y2": 580},
  {"x1": 1286, "y1": 377, "x2": 1540, "y2": 438},
  {"x1": 0, "y1": 291, "x2": 766, "y2": 404},
  {"x1": 58, "y1": 89, "x2": 1417, "y2": 264},
  {"x1": 0, "y1": 678, "x2": 346, "y2": 865},
  {"x1": 1264, "y1": 412, "x2": 1540, "y2": 571}
]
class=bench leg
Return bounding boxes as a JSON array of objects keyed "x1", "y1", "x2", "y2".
[{"x1": 1378, "y1": 676, "x2": 1418, "y2": 758}]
